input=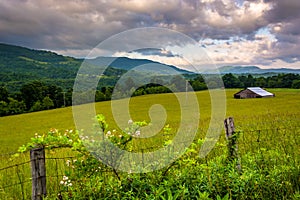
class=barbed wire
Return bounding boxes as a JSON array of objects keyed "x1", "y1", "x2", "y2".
[
  {"x1": 0, "y1": 160, "x2": 31, "y2": 172},
  {"x1": 0, "y1": 125, "x2": 299, "y2": 198},
  {"x1": 0, "y1": 125, "x2": 298, "y2": 166}
]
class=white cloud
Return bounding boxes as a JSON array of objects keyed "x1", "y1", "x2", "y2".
[{"x1": 199, "y1": 28, "x2": 278, "y2": 66}]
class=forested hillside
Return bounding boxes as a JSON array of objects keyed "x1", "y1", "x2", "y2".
[
  {"x1": 0, "y1": 43, "x2": 195, "y2": 116},
  {"x1": 0, "y1": 43, "x2": 192, "y2": 92},
  {"x1": 1, "y1": 43, "x2": 300, "y2": 117},
  {"x1": 0, "y1": 43, "x2": 130, "y2": 92}
]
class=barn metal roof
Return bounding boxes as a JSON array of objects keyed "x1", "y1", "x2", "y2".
[{"x1": 247, "y1": 87, "x2": 274, "y2": 96}]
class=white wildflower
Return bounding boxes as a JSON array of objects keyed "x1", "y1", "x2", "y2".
[
  {"x1": 63, "y1": 175, "x2": 68, "y2": 181},
  {"x1": 135, "y1": 130, "x2": 141, "y2": 136},
  {"x1": 66, "y1": 160, "x2": 71, "y2": 166},
  {"x1": 60, "y1": 181, "x2": 64, "y2": 185},
  {"x1": 128, "y1": 119, "x2": 133, "y2": 124}
]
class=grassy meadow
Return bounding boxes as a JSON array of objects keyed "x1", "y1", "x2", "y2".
[
  {"x1": 0, "y1": 89, "x2": 299, "y2": 154},
  {"x1": 0, "y1": 89, "x2": 299, "y2": 199}
]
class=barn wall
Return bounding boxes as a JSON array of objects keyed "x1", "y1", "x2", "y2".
[{"x1": 235, "y1": 89, "x2": 259, "y2": 99}]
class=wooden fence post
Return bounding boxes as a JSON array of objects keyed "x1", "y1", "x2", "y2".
[
  {"x1": 224, "y1": 117, "x2": 241, "y2": 172},
  {"x1": 30, "y1": 148, "x2": 46, "y2": 200}
]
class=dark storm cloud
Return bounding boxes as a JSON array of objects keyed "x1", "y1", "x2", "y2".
[
  {"x1": 265, "y1": 0, "x2": 300, "y2": 21},
  {"x1": 263, "y1": 0, "x2": 300, "y2": 63},
  {"x1": 0, "y1": 0, "x2": 272, "y2": 51},
  {"x1": 0, "y1": 0, "x2": 299, "y2": 68},
  {"x1": 0, "y1": 0, "x2": 128, "y2": 51}
]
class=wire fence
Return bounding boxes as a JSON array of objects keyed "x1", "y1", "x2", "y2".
[
  {"x1": 0, "y1": 156, "x2": 75, "y2": 200},
  {"x1": 0, "y1": 125, "x2": 299, "y2": 199}
]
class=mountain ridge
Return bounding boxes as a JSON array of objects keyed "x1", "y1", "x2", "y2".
[
  {"x1": 217, "y1": 65, "x2": 300, "y2": 74},
  {"x1": 86, "y1": 56, "x2": 193, "y2": 74},
  {"x1": 1, "y1": 42, "x2": 300, "y2": 92},
  {"x1": 0, "y1": 43, "x2": 192, "y2": 92}
]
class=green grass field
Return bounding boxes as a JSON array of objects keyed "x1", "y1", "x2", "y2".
[
  {"x1": 0, "y1": 89, "x2": 299, "y2": 154},
  {"x1": 0, "y1": 89, "x2": 299, "y2": 199}
]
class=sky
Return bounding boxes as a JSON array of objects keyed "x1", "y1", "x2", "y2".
[{"x1": 1, "y1": 0, "x2": 300, "y2": 70}]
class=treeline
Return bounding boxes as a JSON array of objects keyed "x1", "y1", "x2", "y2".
[
  {"x1": 222, "y1": 73, "x2": 300, "y2": 89},
  {"x1": 1, "y1": 73, "x2": 300, "y2": 116},
  {"x1": 0, "y1": 81, "x2": 70, "y2": 116},
  {"x1": 0, "y1": 75, "x2": 201, "y2": 116}
]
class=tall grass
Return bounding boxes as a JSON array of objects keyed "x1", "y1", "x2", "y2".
[{"x1": 0, "y1": 89, "x2": 299, "y2": 199}]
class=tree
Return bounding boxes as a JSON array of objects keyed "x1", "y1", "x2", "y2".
[
  {"x1": 255, "y1": 77, "x2": 267, "y2": 88},
  {"x1": 292, "y1": 80, "x2": 300, "y2": 89},
  {"x1": 194, "y1": 75, "x2": 205, "y2": 83},
  {"x1": 65, "y1": 88, "x2": 73, "y2": 107},
  {"x1": 31, "y1": 101, "x2": 43, "y2": 112},
  {"x1": 103, "y1": 87, "x2": 113, "y2": 100},
  {"x1": 7, "y1": 98, "x2": 26, "y2": 115},
  {"x1": 95, "y1": 91, "x2": 106, "y2": 102},
  {"x1": 45, "y1": 84, "x2": 64, "y2": 108},
  {"x1": 238, "y1": 75, "x2": 247, "y2": 88},
  {"x1": 0, "y1": 86, "x2": 9, "y2": 102},
  {"x1": 132, "y1": 88, "x2": 145, "y2": 96},
  {"x1": 267, "y1": 79, "x2": 277, "y2": 88},
  {"x1": 191, "y1": 80, "x2": 207, "y2": 91},
  {"x1": 0, "y1": 101, "x2": 8, "y2": 116},
  {"x1": 245, "y1": 74, "x2": 255, "y2": 87},
  {"x1": 282, "y1": 74, "x2": 300, "y2": 88},
  {"x1": 42, "y1": 96, "x2": 54, "y2": 110},
  {"x1": 222, "y1": 73, "x2": 241, "y2": 88},
  {"x1": 20, "y1": 81, "x2": 46, "y2": 110}
]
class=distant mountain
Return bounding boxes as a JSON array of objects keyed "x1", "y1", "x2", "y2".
[
  {"x1": 217, "y1": 66, "x2": 300, "y2": 74},
  {"x1": 86, "y1": 56, "x2": 193, "y2": 75},
  {"x1": 0, "y1": 43, "x2": 192, "y2": 92}
]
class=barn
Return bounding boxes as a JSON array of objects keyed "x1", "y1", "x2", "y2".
[{"x1": 234, "y1": 87, "x2": 275, "y2": 99}]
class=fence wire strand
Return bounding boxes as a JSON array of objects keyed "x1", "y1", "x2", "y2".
[{"x1": 0, "y1": 126, "x2": 299, "y2": 199}]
